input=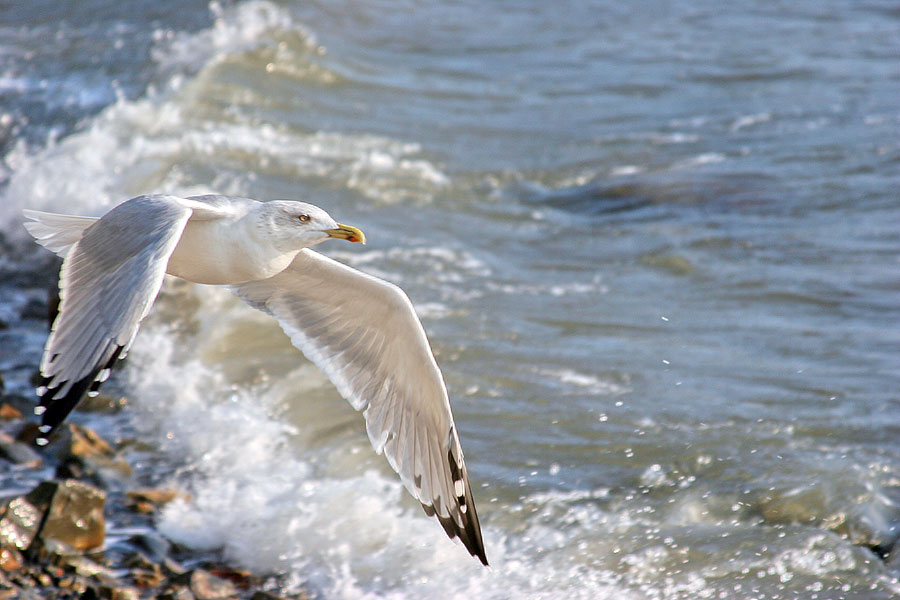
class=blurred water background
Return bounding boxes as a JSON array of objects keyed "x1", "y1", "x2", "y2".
[{"x1": 1, "y1": 1, "x2": 899, "y2": 598}]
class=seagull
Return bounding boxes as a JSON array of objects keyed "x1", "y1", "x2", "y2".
[{"x1": 23, "y1": 194, "x2": 487, "y2": 565}]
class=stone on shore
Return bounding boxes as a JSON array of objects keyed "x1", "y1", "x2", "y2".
[
  {"x1": 172, "y1": 569, "x2": 239, "y2": 600},
  {"x1": 0, "y1": 403, "x2": 21, "y2": 420},
  {"x1": 55, "y1": 424, "x2": 133, "y2": 486},
  {"x1": 0, "y1": 496, "x2": 43, "y2": 552},
  {"x1": 26, "y1": 479, "x2": 106, "y2": 553},
  {"x1": 0, "y1": 546, "x2": 21, "y2": 571},
  {"x1": 0, "y1": 432, "x2": 42, "y2": 468},
  {"x1": 1, "y1": 394, "x2": 36, "y2": 421},
  {"x1": 125, "y1": 488, "x2": 184, "y2": 514}
]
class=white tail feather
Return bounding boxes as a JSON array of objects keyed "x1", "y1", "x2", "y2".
[{"x1": 22, "y1": 209, "x2": 99, "y2": 257}]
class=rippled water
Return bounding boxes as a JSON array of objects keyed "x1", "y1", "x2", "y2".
[{"x1": 2, "y1": 1, "x2": 900, "y2": 598}]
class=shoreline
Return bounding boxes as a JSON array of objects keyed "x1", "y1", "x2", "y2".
[
  {"x1": 0, "y1": 258, "x2": 310, "y2": 600},
  {"x1": 0, "y1": 393, "x2": 311, "y2": 599}
]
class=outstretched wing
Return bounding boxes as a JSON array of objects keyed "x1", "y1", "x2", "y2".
[
  {"x1": 25, "y1": 195, "x2": 196, "y2": 441},
  {"x1": 232, "y1": 249, "x2": 487, "y2": 565}
]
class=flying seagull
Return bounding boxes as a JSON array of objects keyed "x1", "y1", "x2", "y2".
[{"x1": 23, "y1": 194, "x2": 487, "y2": 565}]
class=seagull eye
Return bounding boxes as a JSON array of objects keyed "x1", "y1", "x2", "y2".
[{"x1": 297, "y1": 214, "x2": 311, "y2": 223}]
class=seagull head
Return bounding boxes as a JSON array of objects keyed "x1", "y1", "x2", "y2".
[{"x1": 266, "y1": 201, "x2": 366, "y2": 249}]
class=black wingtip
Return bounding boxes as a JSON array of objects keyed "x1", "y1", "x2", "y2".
[
  {"x1": 420, "y1": 443, "x2": 488, "y2": 566},
  {"x1": 34, "y1": 374, "x2": 93, "y2": 445},
  {"x1": 427, "y1": 500, "x2": 489, "y2": 566},
  {"x1": 34, "y1": 345, "x2": 124, "y2": 446}
]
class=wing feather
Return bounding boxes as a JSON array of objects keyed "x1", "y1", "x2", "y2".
[
  {"x1": 22, "y1": 210, "x2": 99, "y2": 257},
  {"x1": 27, "y1": 195, "x2": 197, "y2": 440},
  {"x1": 232, "y1": 248, "x2": 487, "y2": 564}
]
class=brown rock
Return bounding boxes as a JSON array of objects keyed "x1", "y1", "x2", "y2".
[
  {"x1": 0, "y1": 403, "x2": 21, "y2": 419},
  {"x1": 125, "y1": 550, "x2": 165, "y2": 588},
  {"x1": 132, "y1": 566, "x2": 164, "y2": 588},
  {"x1": 60, "y1": 555, "x2": 118, "y2": 581},
  {"x1": 159, "y1": 587, "x2": 195, "y2": 600},
  {"x1": 0, "y1": 546, "x2": 21, "y2": 571},
  {"x1": 207, "y1": 565, "x2": 253, "y2": 589},
  {"x1": 174, "y1": 569, "x2": 239, "y2": 600},
  {"x1": 0, "y1": 496, "x2": 43, "y2": 551},
  {"x1": 28, "y1": 479, "x2": 106, "y2": 552},
  {"x1": 0, "y1": 394, "x2": 35, "y2": 419},
  {"x1": 129, "y1": 500, "x2": 155, "y2": 514},
  {"x1": 98, "y1": 584, "x2": 141, "y2": 600},
  {"x1": 125, "y1": 488, "x2": 182, "y2": 514},
  {"x1": 123, "y1": 551, "x2": 157, "y2": 571},
  {"x1": 49, "y1": 571, "x2": 89, "y2": 595},
  {"x1": 55, "y1": 424, "x2": 132, "y2": 485},
  {"x1": 66, "y1": 424, "x2": 115, "y2": 457}
]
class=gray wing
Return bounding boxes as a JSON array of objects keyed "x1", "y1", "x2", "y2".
[
  {"x1": 232, "y1": 249, "x2": 487, "y2": 564},
  {"x1": 28, "y1": 195, "x2": 198, "y2": 440}
]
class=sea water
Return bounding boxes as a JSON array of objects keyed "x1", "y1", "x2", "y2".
[{"x1": 1, "y1": 1, "x2": 899, "y2": 598}]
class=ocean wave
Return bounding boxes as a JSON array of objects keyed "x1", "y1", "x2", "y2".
[
  {"x1": 125, "y1": 324, "x2": 637, "y2": 599},
  {"x1": 0, "y1": 0, "x2": 448, "y2": 239}
]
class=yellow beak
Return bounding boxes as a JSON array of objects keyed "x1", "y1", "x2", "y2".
[{"x1": 324, "y1": 223, "x2": 366, "y2": 244}]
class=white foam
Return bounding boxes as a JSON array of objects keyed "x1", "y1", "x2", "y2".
[
  {"x1": 610, "y1": 165, "x2": 644, "y2": 177},
  {"x1": 150, "y1": 0, "x2": 319, "y2": 77},
  {"x1": 2, "y1": 3, "x2": 892, "y2": 598},
  {"x1": 484, "y1": 275, "x2": 606, "y2": 298},
  {"x1": 2, "y1": 101, "x2": 448, "y2": 237},
  {"x1": 672, "y1": 152, "x2": 726, "y2": 170},
  {"x1": 120, "y1": 290, "x2": 640, "y2": 599},
  {"x1": 538, "y1": 368, "x2": 631, "y2": 397},
  {"x1": 730, "y1": 112, "x2": 772, "y2": 132},
  {"x1": 1, "y1": 0, "x2": 449, "y2": 237}
]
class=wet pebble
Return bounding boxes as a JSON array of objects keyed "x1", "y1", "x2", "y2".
[
  {"x1": 125, "y1": 487, "x2": 184, "y2": 514},
  {"x1": 158, "y1": 587, "x2": 195, "y2": 600},
  {"x1": 174, "y1": 569, "x2": 239, "y2": 600},
  {"x1": 0, "y1": 385, "x2": 312, "y2": 599},
  {"x1": 26, "y1": 479, "x2": 106, "y2": 553},
  {"x1": 0, "y1": 432, "x2": 42, "y2": 468},
  {"x1": 54, "y1": 424, "x2": 133, "y2": 487},
  {"x1": 0, "y1": 403, "x2": 22, "y2": 420}
]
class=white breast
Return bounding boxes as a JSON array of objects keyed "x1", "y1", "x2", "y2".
[{"x1": 166, "y1": 217, "x2": 295, "y2": 285}]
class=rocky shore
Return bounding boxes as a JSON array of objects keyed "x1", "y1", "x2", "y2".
[
  {"x1": 0, "y1": 369, "x2": 309, "y2": 599},
  {"x1": 0, "y1": 258, "x2": 310, "y2": 600}
]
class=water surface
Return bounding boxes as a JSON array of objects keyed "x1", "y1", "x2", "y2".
[{"x1": 1, "y1": 1, "x2": 899, "y2": 598}]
